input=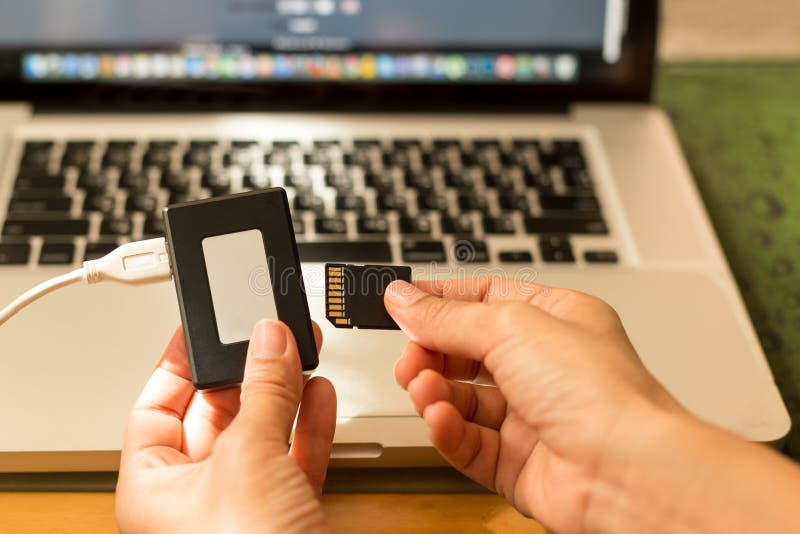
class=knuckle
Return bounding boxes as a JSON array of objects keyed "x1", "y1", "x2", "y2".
[
  {"x1": 495, "y1": 302, "x2": 527, "y2": 333},
  {"x1": 421, "y1": 295, "x2": 454, "y2": 326},
  {"x1": 242, "y1": 369, "x2": 299, "y2": 406}
]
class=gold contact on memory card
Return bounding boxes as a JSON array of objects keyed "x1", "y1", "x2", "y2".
[
  {"x1": 325, "y1": 263, "x2": 352, "y2": 328},
  {"x1": 324, "y1": 262, "x2": 412, "y2": 330}
]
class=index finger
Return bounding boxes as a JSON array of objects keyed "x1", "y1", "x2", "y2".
[
  {"x1": 386, "y1": 279, "x2": 556, "y2": 362},
  {"x1": 413, "y1": 277, "x2": 557, "y2": 308}
]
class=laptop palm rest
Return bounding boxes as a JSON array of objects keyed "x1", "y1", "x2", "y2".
[{"x1": 0, "y1": 267, "x2": 789, "y2": 471}]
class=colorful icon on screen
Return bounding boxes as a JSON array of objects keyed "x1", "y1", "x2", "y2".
[
  {"x1": 376, "y1": 54, "x2": 396, "y2": 79},
  {"x1": 495, "y1": 54, "x2": 516, "y2": 80},
  {"x1": 554, "y1": 55, "x2": 578, "y2": 81},
  {"x1": 445, "y1": 55, "x2": 467, "y2": 80},
  {"x1": 22, "y1": 55, "x2": 47, "y2": 80}
]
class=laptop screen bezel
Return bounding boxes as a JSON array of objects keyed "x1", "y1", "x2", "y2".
[{"x1": 0, "y1": 1, "x2": 659, "y2": 111}]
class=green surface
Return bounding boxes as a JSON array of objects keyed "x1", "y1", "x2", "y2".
[{"x1": 656, "y1": 63, "x2": 800, "y2": 457}]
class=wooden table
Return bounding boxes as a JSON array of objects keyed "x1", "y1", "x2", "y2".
[{"x1": 0, "y1": 493, "x2": 545, "y2": 533}]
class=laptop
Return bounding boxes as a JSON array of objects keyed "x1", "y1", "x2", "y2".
[{"x1": 0, "y1": 0, "x2": 790, "y2": 474}]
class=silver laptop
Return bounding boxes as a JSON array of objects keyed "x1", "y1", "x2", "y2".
[{"x1": 0, "y1": 0, "x2": 790, "y2": 473}]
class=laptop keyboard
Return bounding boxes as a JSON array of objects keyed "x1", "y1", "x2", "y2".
[{"x1": 1, "y1": 137, "x2": 618, "y2": 267}]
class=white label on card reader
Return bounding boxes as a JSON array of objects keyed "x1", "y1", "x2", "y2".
[{"x1": 202, "y1": 229, "x2": 278, "y2": 345}]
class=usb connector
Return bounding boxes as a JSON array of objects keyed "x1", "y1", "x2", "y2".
[
  {"x1": 83, "y1": 237, "x2": 172, "y2": 286},
  {"x1": 0, "y1": 237, "x2": 173, "y2": 327}
]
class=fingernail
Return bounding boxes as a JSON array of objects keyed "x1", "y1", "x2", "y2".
[
  {"x1": 386, "y1": 280, "x2": 426, "y2": 307},
  {"x1": 251, "y1": 320, "x2": 287, "y2": 359}
]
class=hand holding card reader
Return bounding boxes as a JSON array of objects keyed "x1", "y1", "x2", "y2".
[
  {"x1": 164, "y1": 189, "x2": 318, "y2": 390},
  {"x1": 0, "y1": 188, "x2": 410, "y2": 391}
]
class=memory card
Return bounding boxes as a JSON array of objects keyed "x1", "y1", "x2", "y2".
[{"x1": 325, "y1": 263, "x2": 412, "y2": 329}]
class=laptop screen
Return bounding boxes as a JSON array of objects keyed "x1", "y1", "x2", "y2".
[{"x1": 8, "y1": 0, "x2": 628, "y2": 85}]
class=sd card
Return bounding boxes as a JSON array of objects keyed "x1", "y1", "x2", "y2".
[{"x1": 325, "y1": 263, "x2": 412, "y2": 329}]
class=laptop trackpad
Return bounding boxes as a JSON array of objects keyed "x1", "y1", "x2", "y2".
[{"x1": 304, "y1": 267, "x2": 789, "y2": 441}]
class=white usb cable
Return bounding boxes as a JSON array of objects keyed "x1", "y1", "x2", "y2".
[{"x1": 0, "y1": 237, "x2": 172, "y2": 327}]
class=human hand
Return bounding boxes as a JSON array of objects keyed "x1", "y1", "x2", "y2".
[
  {"x1": 116, "y1": 320, "x2": 336, "y2": 534},
  {"x1": 385, "y1": 278, "x2": 687, "y2": 533}
]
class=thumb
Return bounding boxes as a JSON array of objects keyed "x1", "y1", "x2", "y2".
[
  {"x1": 235, "y1": 319, "x2": 303, "y2": 449},
  {"x1": 385, "y1": 280, "x2": 513, "y2": 361}
]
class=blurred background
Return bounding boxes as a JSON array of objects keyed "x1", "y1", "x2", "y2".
[
  {"x1": 662, "y1": 0, "x2": 800, "y2": 60},
  {"x1": 659, "y1": 0, "x2": 800, "y2": 456}
]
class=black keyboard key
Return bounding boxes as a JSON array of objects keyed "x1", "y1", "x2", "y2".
[
  {"x1": 473, "y1": 139, "x2": 501, "y2": 149},
  {"x1": 231, "y1": 140, "x2": 259, "y2": 148},
  {"x1": 61, "y1": 142, "x2": 94, "y2": 170},
  {"x1": 83, "y1": 193, "x2": 116, "y2": 214},
  {"x1": 553, "y1": 140, "x2": 582, "y2": 154},
  {"x1": 563, "y1": 169, "x2": 594, "y2": 191},
  {"x1": 445, "y1": 171, "x2": 477, "y2": 189},
  {"x1": 0, "y1": 243, "x2": 30, "y2": 265},
  {"x1": 243, "y1": 175, "x2": 270, "y2": 189},
  {"x1": 512, "y1": 139, "x2": 542, "y2": 149},
  {"x1": 405, "y1": 172, "x2": 435, "y2": 191},
  {"x1": 524, "y1": 172, "x2": 554, "y2": 191},
  {"x1": 126, "y1": 194, "x2": 158, "y2": 213},
  {"x1": 433, "y1": 139, "x2": 461, "y2": 149},
  {"x1": 354, "y1": 139, "x2": 382, "y2": 148},
  {"x1": 441, "y1": 214, "x2": 474, "y2": 235},
  {"x1": 190, "y1": 140, "x2": 218, "y2": 148},
  {"x1": 119, "y1": 172, "x2": 152, "y2": 193},
  {"x1": 525, "y1": 217, "x2": 608, "y2": 235},
  {"x1": 9, "y1": 192, "x2": 71, "y2": 213},
  {"x1": 400, "y1": 215, "x2": 432, "y2": 235},
  {"x1": 499, "y1": 193, "x2": 529, "y2": 212},
  {"x1": 458, "y1": 193, "x2": 489, "y2": 213},
  {"x1": 149, "y1": 140, "x2": 178, "y2": 149},
  {"x1": 84, "y1": 241, "x2": 117, "y2": 261},
  {"x1": 585, "y1": 251, "x2": 619, "y2": 264},
  {"x1": 292, "y1": 219, "x2": 305, "y2": 235},
  {"x1": 418, "y1": 192, "x2": 449, "y2": 212},
  {"x1": 385, "y1": 150, "x2": 414, "y2": 170},
  {"x1": 20, "y1": 142, "x2": 53, "y2": 168},
  {"x1": 298, "y1": 241, "x2": 392, "y2": 263},
  {"x1": 539, "y1": 236, "x2": 575, "y2": 263},
  {"x1": 357, "y1": 216, "x2": 390, "y2": 235},
  {"x1": 102, "y1": 145, "x2": 134, "y2": 169},
  {"x1": 161, "y1": 172, "x2": 192, "y2": 193},
  {"x1": 453, "y1": 239, "x2": 489, "y2": 263},
  {"x1": 499, "y1": 251, "x2": 533, "y2": 263},
  {"x1": 559, "y1": 153, "x2": 586, "y2": 170},
  {"x1": 201, "y1": 173, "x2": 231, "y2": 196},
  {"x1": 537, "y1": 150, "x2": 561, "y2": 169},
  {"x1": 39, "y1": 242, "x2": 75, "y2": 265},
  {"x1": 336, "y1": 194, "x2": 366, "y2": 212},
  {"x1": 315, "y1": 217, "x2": 347, "y2": 235},
  {"x1": 106, "y1": 140, "x2": 136, "y2": 149},
  {"x1": 377, "y1": 192, "x2": 408, "y2": 212},
  {"x1": 143, "y1": 216, "x2": 166, "y2": 237},
  {"x1": 402, "y1": 240, "x2": 446, "y2": 263},
  {"x1": 326, "y1": 173, "x2": 354, "y2": 190},
  {"x1": 183, "y1": 149, "x2": 214, "y2": 169},
  {"x1": 484, "y1": 172, "x2": 517, "y2": 191},
  {"x1": 393, "y1": 139, "x2": 422, "y2": 149},
  {"x1": 78, "y1": 172, "x2": 111, "y2": 194},
  {"x1": 143, "y1": 145, "x2": 173, "y2": 169},
  {"x1": 3, "y1": 217, "x2": 89, "y2": 237},
  {"x1": 15, "y1": 173, "x2": 65, "y2": 190},
  {"x1": 365, "y1": 172, "x2": 395, "y2": 191},
  {"x1": 483, "y1": 215, "x2": 516, "y2": 235},
  {"x1": 100, "y1": 217, "x2": 133, "y2": 236},
  {"x1": 539, "y1": 195, "x2": 600, "y2": 213},
  {"x1": 284, "y1": 174, "x2": 312, "y2": 189},
  {"x1": 293, "y1": 192, "x2": 324, "y2": 212}
]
